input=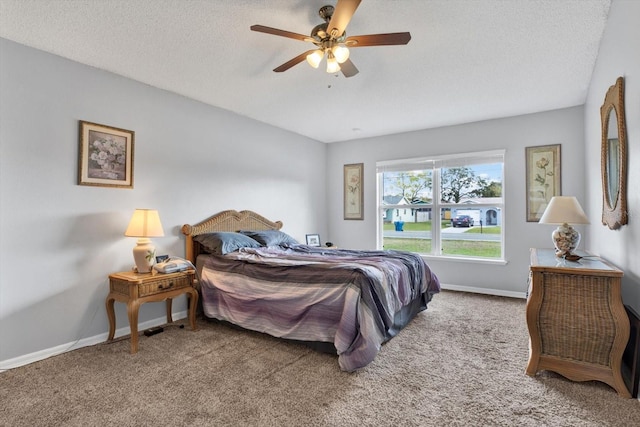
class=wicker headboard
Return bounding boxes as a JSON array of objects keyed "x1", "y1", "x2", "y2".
[{"x1": 181, "y1": 210, "x2": 283, "y2": 263}]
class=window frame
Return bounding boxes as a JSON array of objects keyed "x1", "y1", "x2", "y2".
[{"x1": 377, "y1": 150, "x2": 506, "y2": 263}]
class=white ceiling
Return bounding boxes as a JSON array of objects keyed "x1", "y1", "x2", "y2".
[{"x1": 0, "y1": 0, "x2": 611, "y2": 143}]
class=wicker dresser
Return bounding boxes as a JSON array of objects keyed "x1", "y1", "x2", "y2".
[{"x1": 525, "y1": 248, "x2": 630, "y2": 397}]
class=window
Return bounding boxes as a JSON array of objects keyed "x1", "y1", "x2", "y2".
[{"x1": 377, "y1": 150, "x2": 505, "y2": 261}]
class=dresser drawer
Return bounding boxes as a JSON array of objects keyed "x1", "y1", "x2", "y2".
[{"x1": 138, "y1": 275, "x2": 192, "y2": 297}]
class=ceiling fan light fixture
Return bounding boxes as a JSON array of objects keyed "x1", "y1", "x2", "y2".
[
  {"x1": 251, "y1": 2, "x2": 411, "y2": 78},
  {"x1": 326, "y1": 51, "x2": 341, "y2": 73},
  {"x1": 306, "y1": 49, "x2": 324, "y2": 68},
  {"x1": 332, "y1": 45, "x2": 349, "y2": 64}
]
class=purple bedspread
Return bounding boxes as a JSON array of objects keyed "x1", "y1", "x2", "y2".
[{"x1": 199, "y1": 245, "x2": 440, "y2": 371}]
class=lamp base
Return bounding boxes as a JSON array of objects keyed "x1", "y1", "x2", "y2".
[
  {"x1": 132, "y1": 238, "x2": 156, "y2": 273},
  {"x1": 551, "y1": 223, "x2": 581, "y2": 258}
]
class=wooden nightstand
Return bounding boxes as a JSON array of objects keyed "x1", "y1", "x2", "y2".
[
  {"x1": 526, "y1": 248, "x2": 630, "y2": 397},
  {"x1": 106, "y1": 269, "x2": 198, "y2": 353}
]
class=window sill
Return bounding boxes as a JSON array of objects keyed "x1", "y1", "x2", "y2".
[{"x1": 420, "y1": 254, "x2": 508, "y2": 266}]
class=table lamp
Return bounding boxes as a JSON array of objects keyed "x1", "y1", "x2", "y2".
[
  {"x1": 538, "y1": 196, "x2": 589, "y2": 260},
  {"x1": 124, "y1": 209, "x2": 165, "y2": 273}
]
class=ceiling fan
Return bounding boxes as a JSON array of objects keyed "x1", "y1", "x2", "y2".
[{"x1": 250, "y1": 0, "x2": 411, "y2": 78}]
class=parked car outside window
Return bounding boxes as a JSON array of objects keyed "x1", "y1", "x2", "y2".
[{"x1": 451, "y1": 215, "x2": 474, "y2": 227}]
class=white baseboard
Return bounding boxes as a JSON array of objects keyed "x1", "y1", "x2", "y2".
[
  {"x1": 0, "y1": 311, "x2": 187, "y2": 372},
  {"x1": 440, "y1": 283, "x2": 527, "y2": 299}
]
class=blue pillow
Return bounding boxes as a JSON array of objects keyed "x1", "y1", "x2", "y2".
[
  {"x1": 240, "y1": 230, "x2": 298, "y2": 247},
  {"x1": 194, "y1": 232, "x2": 262, "y2": 255}
]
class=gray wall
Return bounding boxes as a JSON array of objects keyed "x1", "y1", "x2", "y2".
[
  {"x1": 327, "y1": 107, "x2": 586, "y2": 296},
  {"x1": 0, "y1": 38, "x2": 327, "y2": 364},
  {"x1": 584, "y1": 0, "x2": 640, "y2": 312}
]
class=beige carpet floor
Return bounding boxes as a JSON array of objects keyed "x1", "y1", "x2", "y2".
[{"x1": 1, "y1": 290, "x2": 638, "y2": 426}]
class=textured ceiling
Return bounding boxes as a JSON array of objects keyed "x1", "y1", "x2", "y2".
[{"x1": 0, "y1": 0, "x2": 611, "y2": 143}]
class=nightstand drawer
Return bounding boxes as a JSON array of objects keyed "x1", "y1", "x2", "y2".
[{"x1": 137, "y1": 275, "x2": 191, "y2": 297}]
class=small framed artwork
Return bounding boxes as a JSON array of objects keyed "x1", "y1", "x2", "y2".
[
  {"x1": 78, "y1": 120, "x2": 134, "y2": 189},
  {"x1": 525, "y1": 144, "x2": 561, "y2": 222},
  {"x1": 344, "y1": 163, "x2": 364, "y2": 220},
  {"x1": 306, "y1": 234, "x2": 321, "y2": 247}
]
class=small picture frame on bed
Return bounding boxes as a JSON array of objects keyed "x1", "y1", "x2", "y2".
[
  {"x1": 306, "y1": 234, "x2": 321, "y2": 247},
  {"x1": 78, "y1": 120, "x2": 135, "y2": 189}
]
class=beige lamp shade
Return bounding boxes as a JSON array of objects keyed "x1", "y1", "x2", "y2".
[
  {"x1": 538, "y1": 196, "x2": 589, "y2": 259},
  {"x1": 125, "y1": 209, "x2": 164, "y2": 273},
  {"x1": 538, "y1": 196, "x2": 589, "y2": 225},
  {"x1": 124, "y1": 209, "x2": 165, "y2": 237}
]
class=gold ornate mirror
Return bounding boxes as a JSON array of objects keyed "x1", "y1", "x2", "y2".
[{"x1": 600, "y1": 77, "x2": 628, "y2": 230}]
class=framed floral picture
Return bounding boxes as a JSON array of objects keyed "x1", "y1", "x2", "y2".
[
  {"x1": 525, "y1": 144, "x2": 561, "y2": 222},
  {"x1": 344, "y1": 163, "x2": 364, "y2": 220},
  {"x1": 78, "y1": 120, "x2": 134, "y2": 188}
]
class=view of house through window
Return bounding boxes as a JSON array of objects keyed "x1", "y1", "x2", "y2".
[{"x1": 377, "y1": 150, "x2": 505, "y2": 260}]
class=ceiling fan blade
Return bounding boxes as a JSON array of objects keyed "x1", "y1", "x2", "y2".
[
  {"x1": 273, "y1": 50, "x2": 316, "y2": 73},
  {"x1": 327, "y1": 0, "x2": 362, "y2": 39},
  {"x1": 250, "y1": 25, "x2": 311, "y2": 42},
  {"x1": 346, "y1": 32, "x2": 412, "y2": 47},
  {"x1": 340, "y1": 58, "x2": 359, "y2": 78}
]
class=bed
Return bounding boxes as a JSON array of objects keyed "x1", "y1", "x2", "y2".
[{"x1": 181, "y1": 210, "x2": 440, "y2": 371}]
